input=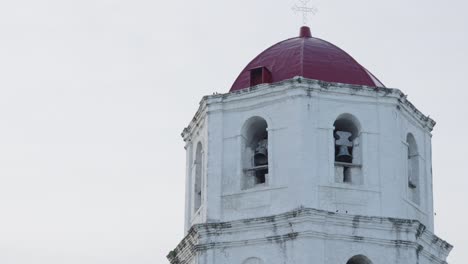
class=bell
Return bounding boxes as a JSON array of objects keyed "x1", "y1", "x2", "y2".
[
  {"x1": 336, "y1": 145, "x2": 352, "y2": 163},
  {"x1": 335, "y1": 130, "x2": 353, "y2": 163},
  {"x1": 254, "y1": 139, "x2": 268, "y2": 166},
  {"x1": 254, "y1": 151, "x2": 268, "y2": 166}
]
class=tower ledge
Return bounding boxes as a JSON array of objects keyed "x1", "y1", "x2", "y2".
[
  {"x1": 168, "y1": 208, "x2": 452, "y2": 264},
  {"x1": 182, "y1": 77, "x2": 436, "y2": 143}
]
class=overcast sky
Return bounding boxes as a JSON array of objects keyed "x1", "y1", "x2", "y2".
[{"x1": 0, "y1": 0, "x2": 467, "y2": 263}]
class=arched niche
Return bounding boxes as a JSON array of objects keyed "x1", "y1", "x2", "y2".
[
  {"x1": 406, "y1": 133, "x2": 420, "y2": 205},
  {"x1": 346, "y1": 254, "x2": 373, "y2": 264},
  {"x1": 241, "y1": 116, "x2": 269, "y2": 189},
  {"x1": 242, "y1": 257, "x2": 264, "y2": 264},
  {"x1": 333, "y1": 113, "x2": 363, "y2": 184},
  {"x1": 194, "y1": 142, "x2": 203, "y2": 212}
]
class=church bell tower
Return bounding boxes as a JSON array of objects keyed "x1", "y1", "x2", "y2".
[{"x1": 168, "y1": 26, "x2": 452, "y2": 264}]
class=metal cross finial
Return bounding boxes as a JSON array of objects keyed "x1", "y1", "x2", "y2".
[{"x1": 292, "y1": 0, "x2": 318, "y2": 25}]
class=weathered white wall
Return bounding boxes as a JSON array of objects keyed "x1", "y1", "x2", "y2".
[
  {"x1": 182, "y1": 78, "x2": 435, "y2": 232},
  {"x1": 183, "y1": 100, "x2": 209, "y2": 233},
  {"x1": 171, "y1": 77, "x2": 451, "y2": 264},
  {"x1": 168, "y1": 208, "x2": 451, "y2": 264}
]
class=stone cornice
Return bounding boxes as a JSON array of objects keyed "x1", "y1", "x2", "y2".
[
  {"x1": 181, "y1": 97, "x2": 208, "y2": 142},
  {"x1": 168, "y1": 207, "x2": 452, "y2": 264},
  {"x1": 167, "y1": 227, "x2": 198, "y2": 264},
  {"x1": 181, "y1": 77, "x2": 436, "y2": 141}
]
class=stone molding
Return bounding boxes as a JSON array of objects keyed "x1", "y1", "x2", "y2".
[
  {"x1": 181, "y1": 77, "x2": 435, "y2": 142},
  {"x1": 168, "y1": 207, "x2": 452, "y2": 264}
]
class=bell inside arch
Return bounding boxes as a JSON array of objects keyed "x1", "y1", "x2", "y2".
[
  {"x1": 335, "y1": 131, "x2": 353, "y2": 163},
  {"x1": 254, "y1": 138, "x2": 268, "y2": 166},
  {"x1": 336, "y1": 145, "x2": 352, "y2": 163}
]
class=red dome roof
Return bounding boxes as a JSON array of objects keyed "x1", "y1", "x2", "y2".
[{"x1": 230, "y1": 27, "x2": 384, "y2": 91}]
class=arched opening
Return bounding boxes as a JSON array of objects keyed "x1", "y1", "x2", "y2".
[
  {"x1": 406, "y1": 133, "x2": 420, "y2": 205},
  {"x1": 194, "y1": 142, "x2": 203, "y2": 212},
  {"x1": 242, "y1": 116, "x2": 269, "y2": 189},
  {"x1": 346, "y1": 255, "x2": 373, "y2": 264},
  {"x1": 333, "y1": 114, "x2": 362, "y2": 184},
  {"x1": 243, "y1": 257, "x2": 264, "y2": 264}
]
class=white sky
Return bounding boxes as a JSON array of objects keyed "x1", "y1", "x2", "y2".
[{"x1": 0, "y1": 0, "x2": 466, "y2": 263}]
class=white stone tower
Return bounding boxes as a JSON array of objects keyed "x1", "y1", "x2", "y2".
[{"x1": 168, "y1": 27, "x2": 452, "y2": 264}]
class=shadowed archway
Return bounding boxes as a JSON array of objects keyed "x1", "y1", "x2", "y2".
[{"x1": 346, "y1": 255, "x2": 373, "y2": 264}]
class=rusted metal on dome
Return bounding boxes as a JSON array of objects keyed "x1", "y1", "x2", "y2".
[
  {"x1": 299, "y1": 26, "x2": 312, "y2": 38},
  {"x1": 230, "y1": 26, "x2": 384, "y2": 91}
]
